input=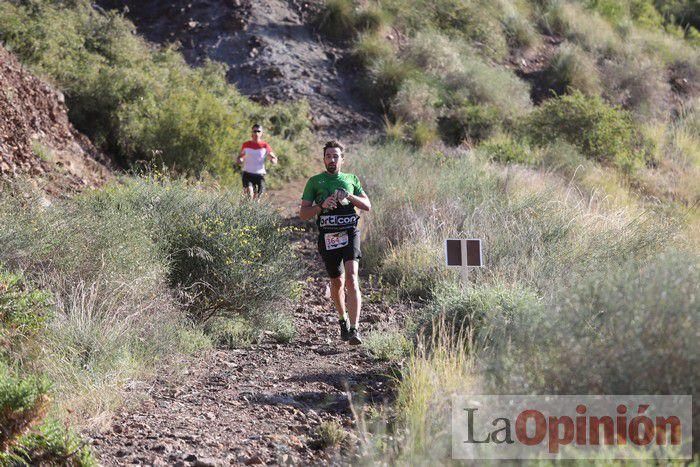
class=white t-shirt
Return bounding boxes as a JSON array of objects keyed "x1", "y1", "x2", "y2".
[{"x1": 241, "y1": 140, "x2": 273, "y2": 175}]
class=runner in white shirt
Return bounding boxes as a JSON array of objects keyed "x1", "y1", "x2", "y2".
[{"x1": 237, "y1": 124, "x2": 278, "y2": 199}]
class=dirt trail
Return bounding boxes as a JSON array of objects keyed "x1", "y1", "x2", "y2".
[{"x1": 93, "y1": 186, "x2": 405, "y2": 466}]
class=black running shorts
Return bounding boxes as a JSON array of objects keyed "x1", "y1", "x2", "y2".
[
  {"x1": 317, "y1": 230, "x2": 361, "y2": 278},
  {"x1": 241, "y1": 171, "x2": 265, "y2": 194}
]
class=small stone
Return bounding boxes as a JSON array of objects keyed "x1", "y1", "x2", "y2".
[
  {"x1": 244, "y1": 455, "x2": 263, "y2": 465},
  {"x1": 194, "y1": 457, "x2": 219, "y2": 467}
]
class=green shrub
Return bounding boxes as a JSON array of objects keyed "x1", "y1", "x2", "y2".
[
  {"x1": 8, "y1": 417, "x2": 95, "y2": 466},
  {"x1": 382, "y1": 116, "x2": 408, "y2": 143},
  {"x1": 390, "y1": 79, "x2": 440, "y2": 125},
  {"x1": 600, "y1": 54, "x2": 670, "y2": 120},
  {"x1": 381, "y1": 241, "x2": 450, "y2": 299},
  {"x1": 353, "y1": 143, "x2": 671, "y2": 297},
  {"x1": 410, "y1": 121, "x2": 440, "y2": 147},
  {"x1": 206, "y1": 317, "x2": 261, "y2": 349},
  {"x1": 542, "y1": 2, "x2": 623, "y2": 57},
  {"x1": 315, "y1": 0, "x2": 386, "y2": 41},
  {"x1": 378, "y1": 0, "x2": 509, "y2": 58},
  {"x1": 444, "y1": 58, "x2": 532, "y2": 120},
  {"x1": 538, "y1": 140, "x2": 589, "y2": 175},
  {"x1": 438, "y1": 104, "x2": 501, "y2": 145},
  {"x1": 82, "y1": 177, "x2": 299, "y2": 324},
  {"x1": 352, "y1": 32, "x2": 394, "y2": 66},
  {"x1": 313, "y1": 420, "x2": 348, "y2": 449},
  {"x1": 421, "y1": 282, "x2": 544, "y2": 355},
  {"x1": 401, "y1": 30, "x2": 464, "y2": 75},
  {"x1": 478, "y1": 134, "x2": 537, "y2": 164},
  {"x1": 267, "y1": 314, "x2": 297, "y2": 344},
  {"x1": 502, "y1": 10, "x2": 540, "y2": 49},
  {"x1": 364, "y1": 56, "x2": 417, "y2": 109},
  {"x1": 525, "y1": 91, "x2": 643, "y2": 171},
  {"x1": 316, "y1": 0, "x2": 355, "y2": 40},
  {"x1": 0, "y1": 363, "x2": 51, "y2": 452},
  {"x1": 0, "y1": 176, "x2": 297, "y2": 422},
  {"x1": 0, "y1": 270, "x2": 53, "y2": 343},
  {"x1": 364, "y1": 329, "x2": 412, "y2": 361},
  {"x1": 543, "y1": 43, "x2": 602, "y2": 96},
  {"x1": 354, "y1": 4, "x2": 388, "y2": 33}
]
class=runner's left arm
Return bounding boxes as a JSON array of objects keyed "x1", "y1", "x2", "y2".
[
  {"x1": 266, "y1": 143, "x2": 278, "y2": 164},
  {"x1": 346, "y1": 175, "x2": 371, "y2": 211},
  {"x1": 347, "y1": 193, "x2": 371, "y2": 211}
]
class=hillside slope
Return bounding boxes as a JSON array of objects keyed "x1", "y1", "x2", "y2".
[
  {"x1": 0, "y1": 45, "x2": 111, "y2": 195},
  {"x1": 96, "y1": 0, "x2": 380, "y2": 138}
]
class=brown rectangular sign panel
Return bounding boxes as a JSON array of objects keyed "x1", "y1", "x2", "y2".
[
  {"x1": 466, "y1": 239, "x2": 482, "y2": 266},
  {"x1": 446, "y1": 239, "x2": 463, "y2": 266}
]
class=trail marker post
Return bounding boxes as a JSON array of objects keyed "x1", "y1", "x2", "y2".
[{"x1": 444, "y1": 238, "x2": 484, "y2": 285}]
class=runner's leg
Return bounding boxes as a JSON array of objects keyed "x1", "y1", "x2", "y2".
[
  {"x1": 242, "y1": 172, "x2": 254, "y2": 199},
  {"x1": 344, "y1": 260, "x2": 361, "y2": 328},
  {"x1": 330, "y1": 275, "x2": 346, "y2": 320},
  {"x1": 320, "y1": 241, "x2": 347, "y2": 320}
]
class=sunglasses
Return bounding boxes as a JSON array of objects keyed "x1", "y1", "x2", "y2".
[{"x1": 252, "y1": 130, "x2": 262, "y2": 133}]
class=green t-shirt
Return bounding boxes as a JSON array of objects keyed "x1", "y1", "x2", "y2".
[{"x1": 301, "y1": 171, "x2": 365, "y2": 233}]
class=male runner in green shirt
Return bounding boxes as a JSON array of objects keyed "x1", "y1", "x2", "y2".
[{"x1": 299, "y1": 140, "x2": 371, "y2": 345}]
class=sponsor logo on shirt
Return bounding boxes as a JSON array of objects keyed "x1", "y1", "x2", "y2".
[{"x1": 319, "y1": 214, "x2": 359, "y2": 228}]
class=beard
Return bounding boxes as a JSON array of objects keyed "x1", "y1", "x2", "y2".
[{"x1": 325, "y1": 163, "x2": 338, "y2": 173}]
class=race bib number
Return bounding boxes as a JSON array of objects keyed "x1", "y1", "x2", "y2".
[{"x1": 324, "y1": 232, "x2": 349, "y2": 250}]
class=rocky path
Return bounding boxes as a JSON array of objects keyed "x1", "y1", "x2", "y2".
[{"x1": 93, "y1": 186, "x2": 405, "y2": 466}]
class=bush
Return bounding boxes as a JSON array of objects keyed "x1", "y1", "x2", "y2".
[
  {"x1": 364, "y1": 329, "x2": 412, "y2": 361},
  {"x1": 503, "y1": 12, "x2": 540, "y2": 49},
  {"x1": 80, "y1": 177, "x2": 299, "y2": 324},
  {"x1": 382, "y1": 241, "x2": 448, "y2": 300},
  {"x1": 0, "y1": 270, "x2": 53, "y2": 347},
  {"x1": 410, "y1": 121, "x2": 440, "y2": 147},
  {"x1": 353, "y1": 143, "x2": 672, "y2": 298},
  {"x1": 438, "y1": 104, "x2": 501, "y2": 145},
  {"x1": 378, "y1": 0, "x2": 511, "y2": 58},
  {"x1": 313, "y1": 420, "x2": 348, "y2": 449},
  {"x1": 401, "y1": 30, "x2": 465, "y2": 76},
  {"x1": 206, "y1": 316, "x2": 262, "y2": 349},
  {"x1": 601, "y1": 54, "x2": 671, "y2": 120},
  {"x1": 525, "y1": 91, "x2": 643, "y2": 171},
  {"x1": 420, "y1": 282, "x2": 544, "y2": 356},
  {"x1": 541, "y1": 1, "x2": 623, "y2": 57},
  {"x1": 444, "y1": 58, "x2": 532, "y2": 121},
  {"x1": 352, "y1": 32, "x2": 393, "y2": 67},
  {"x1": 7, "y1": 417, "x2": 95, "y2": 466},
  {"x1": 315, "y1": 0, "x2": 387, "y2": 41},
  {"x1": 363, "y1": 56, "x2": 417, "y2": 109},
  {"x1": 315, "y1": 0, "x2": 357, "y2": 41},
  {"x1": 101, "y1": 178, "x2": 297, "y2": 322},
  {"x1": 477, "y1": 134, "x2": 537, "y2": 164},
  {"x1": 543, "y1": 43, "x2": 602, "y2": 96},
  {"x1": 491, "y1": 249, "x2": 700, "y2": 450},
  {"x1": 390, "y1": 79, "x2": 440, "y2": 125},
  {"x1": 0, "y1": 363, "x2": 51, "y2": 452}
]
